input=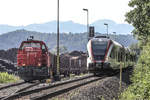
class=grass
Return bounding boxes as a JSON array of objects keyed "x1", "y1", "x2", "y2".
[{"x1": 0, "y1": 72, "x2": 19, "y2": 83}]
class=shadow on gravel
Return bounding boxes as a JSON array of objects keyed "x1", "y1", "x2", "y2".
[{"x1": 95, "y1": 66, "x2": 134, "y2": 85}]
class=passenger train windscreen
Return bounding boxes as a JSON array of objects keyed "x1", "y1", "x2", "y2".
[{"x1": 92, "y1": 41, "x2": 108, "y2": 60}]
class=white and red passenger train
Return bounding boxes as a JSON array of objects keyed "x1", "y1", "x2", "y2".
[{"x1": 87, "y1": 36, "x2": 136, "y2": 74}]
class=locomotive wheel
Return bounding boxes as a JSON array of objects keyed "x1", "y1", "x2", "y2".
[
  {"x1": 93, "y1": 72, "x2": 97, "y2": 76},
  {"x1": 39, "y1": 79, "x2": 46, "y2": 83}
]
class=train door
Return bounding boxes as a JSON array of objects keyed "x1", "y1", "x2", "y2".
[{"x1": 41, "y1": 44, "x2": 48, "y2": 66}]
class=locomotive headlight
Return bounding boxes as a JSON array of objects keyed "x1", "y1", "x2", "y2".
[
  {"x1": 38, "y1": 63, "x2": 41, "y2": 66},
  {"x1": 22, "y1": 64, "x2": 26, "y2": 66}
]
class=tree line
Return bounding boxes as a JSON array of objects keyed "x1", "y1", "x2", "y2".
[{"x1": 120, "y1": 0, "x2": 150, "y2": 99}]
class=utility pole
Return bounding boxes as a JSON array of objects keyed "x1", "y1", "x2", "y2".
[
  {"x1": 83, "y1": 8, "x2": 89, "y2": 41},
  {"x1": 113, "y1": 32, "x2": 116, "y2": 41},
  {"x1": 56, "y1": 0, "x2": 60, "y2": 81},
  {"x1": 104, "y1": 23, "x2": 108, "y2": 36}
]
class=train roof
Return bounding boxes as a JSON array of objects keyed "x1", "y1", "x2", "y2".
[
  {"x1": 90, "y1": 37, "x2": 123, "y2": 48},
  {"x1": 94, "y1": 35, "x2": 109, "y2": 39},
  {"x1": 111, "y1": 39, "x2": 123, "y2": 48},
  {"x1": 90, "y1": 37, "x2": 109, "y2": 42}
]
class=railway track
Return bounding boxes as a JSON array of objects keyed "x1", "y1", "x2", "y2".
[
  {"x1": 1, "y1": 74, "x2": 93, "y2": 100},
  {"x1": 1, "y1": 73, "x2": 112, "y2": 100},
  {"x1": 0, "y1": 81, "x2": 25, "y2": 90},
  {"x1": 32, "y1": 76, "x2": 105, "y2": 100},
  {"x1": 0, "y1": 67, "x2": 122, "y2": 100},
  {"x1": 0, "y1": 81, "x2": 40, "y2": 100},
  {"x1": 31, "y1": 69, "x2": 121, "y2": 100}
]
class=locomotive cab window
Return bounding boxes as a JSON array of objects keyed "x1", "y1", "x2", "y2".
[
  {"x1": 42, "y1": 44, "x2": 47, "y2": 53},
  {"x1": 21, "y1": 42, "x2": 41, "y2": 49}
]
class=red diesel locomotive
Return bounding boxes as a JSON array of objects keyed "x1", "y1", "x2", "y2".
[
  {"x1": 17, "y1": 38, "x2": 52, "y2": 82},
  {"x1": 17, "y1": 38, "x2": 88, "y2": 82}
]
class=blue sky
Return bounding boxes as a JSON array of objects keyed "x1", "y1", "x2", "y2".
[{"x1": 0, "y1": 0, "x2": 131, "y2": 26}]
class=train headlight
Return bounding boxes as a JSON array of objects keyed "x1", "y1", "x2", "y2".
[
  {"x1": 38, "y1": 63, "x2": 41, "y2": 66},
  {"x1": 105, "y1": 57, "x2": 108, "y2": 61},
  {"x1": 22, "y1": 64, "x2": 26, "y2": 66}
]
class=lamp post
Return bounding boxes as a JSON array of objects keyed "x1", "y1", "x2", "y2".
[
  {"x1": 56, "y1": 0, "x2": 60, "y2": 81},
  {"x1": 83, "y1": 8, "x2": 89, "y2": 41},
  {"x1": 113, "y1": 32, "x2": 116, "y2": 41},
  {"x1": 104, "y1": 23, "x2": 108, "y2": 36}
]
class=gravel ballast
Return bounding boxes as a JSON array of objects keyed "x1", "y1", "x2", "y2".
[{"x1": 50, "y1": 67, "x2": 133, "y2": 100}]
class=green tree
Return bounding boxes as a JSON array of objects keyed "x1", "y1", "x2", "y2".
[
  {"x1": 120, "y1": 39, "x2": 150, "y2": 100},
  {"x1": 125, "y1": 0, "x2": 150, "y2": 44},
  {"x1": 130, "y1": 43, "x2": 138, "y2": 50},
  {"x1": 59, "y1": 45, "x2": 68, "y2": 54},
  {"x1": 120, "y1": 1, "x2": 150, "y2": 99}
]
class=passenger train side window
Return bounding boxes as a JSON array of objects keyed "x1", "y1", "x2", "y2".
[
  {"x1": 126, "y1": 54, "x2": 128, "y2": 61},
  {"x1": 118, "y1": 51, "x2": 121, "y2": 62},
  {"x1": 121, "y1": 52, "x2": 123, "y2": 61},
  {"x1": 110, "y1": 46, "x2": 115, "y2": 59}
]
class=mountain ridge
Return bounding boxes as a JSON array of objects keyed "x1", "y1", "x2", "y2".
[
  {"x1": 0, "y1": 19, "x2": 133, "y2": 34},
  {"x1": 0, "y1": 29, "x2": 137, "y2": 50}
]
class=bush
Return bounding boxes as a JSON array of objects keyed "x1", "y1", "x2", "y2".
[
  {"x1": 0, "y1": 72, "x2": 19, "y2": 83},
  {"x1": 120, "y1": 41, "x2": 150, "y2": 100}
]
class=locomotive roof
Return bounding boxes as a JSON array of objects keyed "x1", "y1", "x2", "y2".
[{"x1": 22, "y1": 40, "x2": 45, "y2": 44}]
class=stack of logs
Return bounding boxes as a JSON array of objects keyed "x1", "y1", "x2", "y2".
[
  {"x1": 0, "y1": 59, "x2": 17, "y2": 74},
  {"x1": 0, "y1": 48, "x2": 18, "y2": 63}
]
